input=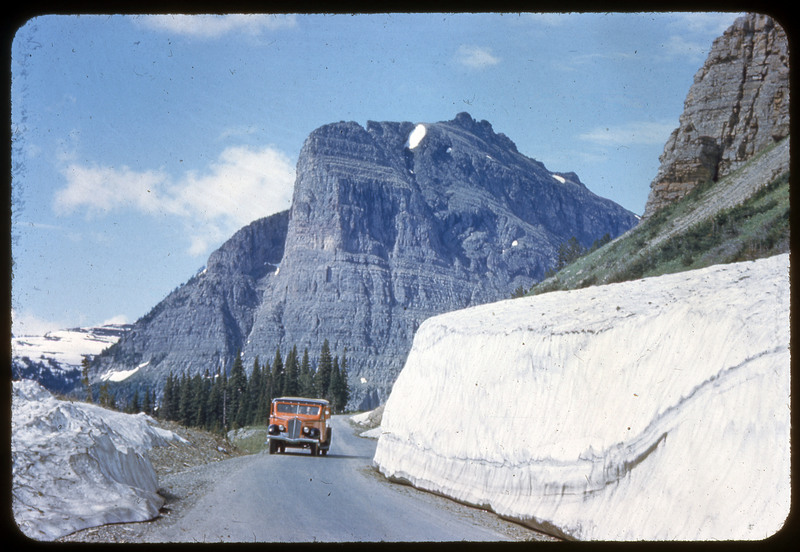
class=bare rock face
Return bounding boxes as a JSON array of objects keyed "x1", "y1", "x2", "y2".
[
  {"x1": 94, "y1": 113, "x2": 638, "y2": 409},
  {"x1": 643, "y1": 13, "x2": 789, "y2": 218}
]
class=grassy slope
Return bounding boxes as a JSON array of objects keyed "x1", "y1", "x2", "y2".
[{"x1": 530, "y1": 138, "x2": 791, "y2": 296}]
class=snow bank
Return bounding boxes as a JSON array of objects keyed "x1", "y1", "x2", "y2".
[
  {"x1": 374, "y1": 254, "x2": 790, "y2": 540},
  {"x1": 350, "y1": 410, "x2": 373, "y2": 425},
  {"x1": 352, "y1": 406, "x2": 386, "y2": 439},
  {"x1": 12, "y1": 380, "x2": 188, "y2": 541}
]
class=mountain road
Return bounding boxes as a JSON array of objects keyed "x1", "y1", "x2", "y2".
[{"x1": 127, "y1": 416, "x2": 550, "y2": 543}]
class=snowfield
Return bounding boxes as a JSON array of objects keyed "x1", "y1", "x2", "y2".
[
  {"x1": 11, "y1": 380, "x2": 188, "y2": 541},
  {"x1": 12, "y1": 324, "x2": 127, "y2": 370},
  {"x1": 373, "y1": 254, "x2": 790, "y2": 540}
]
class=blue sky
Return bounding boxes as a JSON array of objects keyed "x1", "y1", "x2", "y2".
[{"x1": 10, "y1": 12, "x2": 743, "y2": 335}]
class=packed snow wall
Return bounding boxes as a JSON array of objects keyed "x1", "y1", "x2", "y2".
[
  {"x1": 373, "y1": 254, "x2": 790, "y2": 541},
  {"x1": 12, "y1": 380, "x2": 187, "y2": 541}
]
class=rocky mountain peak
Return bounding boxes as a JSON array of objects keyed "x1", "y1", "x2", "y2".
[
  {"x1": 93, "y1": 114, "x2": 638, "y2": 409},
  {"x1": 642, "y1": 13, "x2": 789, "y2": 218}
]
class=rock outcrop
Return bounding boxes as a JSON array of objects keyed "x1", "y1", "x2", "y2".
[
  {"x1": 643, "y1": 13, "x2": 789, "y2": 218},
  {"x1": 94, "y1": 113, "x2": 638, "y2": 409}
]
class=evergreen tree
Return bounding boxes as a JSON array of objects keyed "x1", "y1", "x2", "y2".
[
  {"x1": 193, "y1": 373, "x2": 209, "y2": 428},
  {"x1": 128, "y1": 390, "x2": 140, "y2": 414},
  {"x1": 329, "y1": 356, "x2": 344, "y2": 413},
  {"x1": 218, "y1": 368, "x2": 230, "y2": 431},
  {"x1": 142, "y1": 387, "x2": 152, "y2": 415},
  {"x1": 161, "y1": 373, "x2": 171, "y2": 420},
  {"x1": 229, "y1": 353, "x2": 248, "y2": 429},
  {"x1": 556, "y1": 236, "x2": 586, "y2": 270},
  {"x1": 590, "y1": 233, "x2": 612, "y2": 252},
  {"x1": 283, "y1": 345, "x2": 299, "y2": 396},
  {"x1": 315, "y1": 339, "x2": 333, "y2": 400},
  {"x1": 162, "y1": 372, "x2": 178, "y2": 421},
  {"x1": 81, "y1": 357, "x2": 93, "y2": 403},
  {"x1": 247, "y1": 357, "x2": 263, "y2": 425},
  {"x1": 256, "y1": 358, "x2": 272, "y2": 424},
  {"x1": 298, "y1": 348, "x2": 315, "y2": 397},
  {"x1": 329, "y1": 352, "x2": 351, "y2": 413},
  {"x1": 271, "y1": 348, "x2": 284, "y2": 399},
  {"x1": 339, "y1": 349, "x2": 351, "y2": 412},
  {"x1": 511, "y1": 285, "x2": 528, "y2": 299},
  {"x1": 206, "y1": 368, "x2": 224, "y2": 432},
  {"x1": 98, "y1": 382, "x2": 114, "y2": 408},
  {"x1": 178, "y1": 372, "x2": 192, "y2": 426}
]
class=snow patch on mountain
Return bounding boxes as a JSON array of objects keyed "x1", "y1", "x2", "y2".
[
  {"x1": 11, "y1": 380, "x2": 187, "y2": 541},
  {"x1": 12, "y1": 324, "x2": 128, "y2": 368},
  {"x1": 11, "y1": 324, "x2": 131, "y2": 396},
  {"x1": 373, "y1": 254, "x2": 790, "y2": 540},
  {"x1": 11, "y1": 324, "x2": 131, "y2": 394},
  {"x1": 405, "y1": 123, "x2": 427, "y2": 149},
  {"x1": 100, "y1": 366, "x2": 141, "y2": 382}
]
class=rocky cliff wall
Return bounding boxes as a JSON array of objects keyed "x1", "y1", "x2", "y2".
[
  {"x1": 643, "y1": 13, "x2": 789, "y2": 218},
  {"x1": 244, "y1": 114, "x2": 638, "y2": 407}
]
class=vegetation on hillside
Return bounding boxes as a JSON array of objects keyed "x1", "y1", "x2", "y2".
[{"x1": 527, "y1": 152, "x2": 790, "y2": 296}]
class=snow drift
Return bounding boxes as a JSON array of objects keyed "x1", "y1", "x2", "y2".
[
  {"x1": 11, "y1": 380, "x2": 187, "y2": 541},
  {"x1": 373, "y1": 254, "x2": 790, "y2": 540}
]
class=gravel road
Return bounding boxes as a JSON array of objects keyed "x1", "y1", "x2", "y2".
[{"x1": 59, "y1": 416, "x2": 556, "y2": 543}]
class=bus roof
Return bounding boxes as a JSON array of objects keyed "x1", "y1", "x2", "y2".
[{"x1": 272, "y1": 396, "x2": 330, "y2": 406}]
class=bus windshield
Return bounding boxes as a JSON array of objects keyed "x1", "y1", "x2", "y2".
[{"x1": 276, "y1": 403, "x2": 320, "y2": 416}]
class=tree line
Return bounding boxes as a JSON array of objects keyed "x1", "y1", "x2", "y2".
[{"x1": 83, "y1": 339, "x2": 351, "y2": 434}]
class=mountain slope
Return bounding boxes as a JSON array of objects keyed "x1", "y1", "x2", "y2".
[
  {"x1": 93, "y1": 113, "x2": 638, "y2": 409},
  {"x1": 531, "y1": 136, "x2": 789, "y2": 295},
  {"x1": 96, "y1": 210, "x2": 289, "y2": 378}
]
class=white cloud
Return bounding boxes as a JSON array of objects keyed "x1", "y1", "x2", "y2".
[
  {"x1": 456, "y1": 45, "x2": 501, "y2": 69},
  {"x1": 53, "y1": 145, "x2": 296, "y2": 256},
  {"x1": 171, "y1": 146, "x2": 292, "y2": 222},
  {"x1": 137, "y1": 14, "x2": 297, "y2": 38},
  {"x1": 11, "y1": 309, "x2": 65, "y2": 336},
  {"x1": 101, "y1": 314, "x2": 129, "y2": 326},
  {"x1": 54, "y1": 164, "x2": 167, "y2": 217},
  {"x1": 579, "y1": 120, "x2": 677, "y2": 147}
]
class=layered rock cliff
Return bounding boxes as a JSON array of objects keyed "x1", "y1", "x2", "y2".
[
  {"x1": 94, "y1": 113, "x2": 638, "y2": 408},
  {"x1": 643, "y1": 13, "x2": 789, "y2": 218}
]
